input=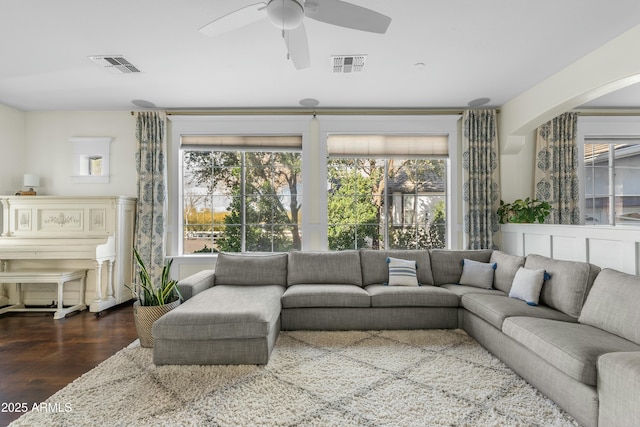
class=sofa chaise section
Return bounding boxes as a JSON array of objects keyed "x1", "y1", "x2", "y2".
[
  {"x1": 153, "y1": 252, "x2": 288, "y2": 365},
  {"x1": 153, "y1": 285, "x2": 284, "y2": 365}
]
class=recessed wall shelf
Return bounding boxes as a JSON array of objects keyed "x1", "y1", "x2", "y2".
[{"x1": 70, "y1": 137, "x2": 112, "y2": 184}]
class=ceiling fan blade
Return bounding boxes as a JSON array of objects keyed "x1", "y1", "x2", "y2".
[
  {"x1": 304, "y1": 0, "x2": 391, "y2": 34},
  {"x1": 199, "y1": 2, "x2": 267, "y2": 38},
  {"x1": 284, "y1": 23, "x2": 310, "y2": 69}
]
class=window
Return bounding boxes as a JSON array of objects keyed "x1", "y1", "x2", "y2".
[
  {"x1": 170, "y1": 115, "x2": 459, "y2": 255},
  {"x1": 584, "y1": 140, "x2": 640, "y2": 226},
  {"x1": 327, "y1": 135, "x2": 447, "y2": 250},
  {"x1": 181, "y1": 135, "x2": 302, "y2": 253}
]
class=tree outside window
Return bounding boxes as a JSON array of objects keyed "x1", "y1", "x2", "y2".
[
  {"x1": 327, "y1": 158, "x2": 446, "y2": 250},
  {"x1": 182, "y1": 150, "x2": 302, "y2": 253}
]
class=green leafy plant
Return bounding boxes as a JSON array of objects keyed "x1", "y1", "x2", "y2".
[
  {"x1": 497, "y1": 198, "x2": 551, "y2": 224},
  {"x1": 126, "y1": 249, "x2": 182, "y2": 306}
]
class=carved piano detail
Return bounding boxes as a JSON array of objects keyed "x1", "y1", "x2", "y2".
[{"x1": 0, "y1": 196, "x2": 136, "y2": 315}]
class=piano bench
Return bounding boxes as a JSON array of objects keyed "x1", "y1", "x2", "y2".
[{"x1": 0, "y1": 269, "x2": 88, "y2": 320}]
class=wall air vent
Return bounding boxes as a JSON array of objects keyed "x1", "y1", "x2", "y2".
[
  {"x1": 89, "y1": 56, "x2": 141, "y2": 74},
  {"x1": 331, "y1": 55, "x2": 367, "y2": 73}
]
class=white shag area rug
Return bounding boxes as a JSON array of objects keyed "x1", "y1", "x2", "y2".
[{"x1": 11, "y1": 329, "x2": 581, "y2": 427}]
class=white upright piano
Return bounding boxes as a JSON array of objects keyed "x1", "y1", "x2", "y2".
[{"x1": 0, "y1": 196, "x2": 136, "y2": 315}]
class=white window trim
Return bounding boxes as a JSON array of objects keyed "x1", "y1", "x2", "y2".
[
  {"x1": 169, "y1": 115, "x2": 310, "y2": 256},
  {"x1": 577, "y1": 115, "x2": 640, "y2": 227},
  {"x1": 317, "y1": 115, "x2": 460, "y2": 250},
  {"x1": 169, "y1": 114, "x2": 460, "y2": 255}
]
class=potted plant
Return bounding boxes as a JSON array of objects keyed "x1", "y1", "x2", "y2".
[
  {"x1": 126, "y1": 249, "x2": 182, "y2": 348},
  {"x1": 497, "y1": 197, "x2": 551, "y2": 224}
]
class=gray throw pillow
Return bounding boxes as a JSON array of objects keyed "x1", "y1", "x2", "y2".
[{"x1": 459, "y1": 258, "x2": 496, "y2": 289}]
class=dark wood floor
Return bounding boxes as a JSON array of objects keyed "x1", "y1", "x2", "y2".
[{"x1": 0, "y1": 302, "x2": 138, "y2": 426}]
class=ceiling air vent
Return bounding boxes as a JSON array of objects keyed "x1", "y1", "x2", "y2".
[
  {"x1": 331, "y1": 55, "x2": 367, "y2": 73},
  {"x1": 89, "y1": 56, "x2": 141, "y2": 74}
]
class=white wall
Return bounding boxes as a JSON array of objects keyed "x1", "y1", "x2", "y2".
[
  {"x1": 23, "y1": 111, "x2": 137, "y2": 197},
  {"x1": 0, "y1": 105, "x2": 26, "y2": 194},
  {"x1": 498, "y1": 24, "x2": 640, "y2": 202},
  {"x1": 501, "y1": 223, "x2": 640, "y2": 275}
]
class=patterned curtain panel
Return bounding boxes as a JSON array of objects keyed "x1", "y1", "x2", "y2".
[
  {"x1": 134, "y1": 111, "x2": 168, "y2": 284},
  {"x1": 462, "y1": 109, "x2": 500, "y2": 249},
  {"x1": 534, "y1": 112, "x2": 580, "y2": 224}
]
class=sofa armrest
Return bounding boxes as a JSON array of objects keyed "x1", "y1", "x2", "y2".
[
  {"x1": 177, "y1": 269, "x2": 215, "y2": 301},
  {"x1": 597, "y1": 351, "x2": 640, "y2": 427}
]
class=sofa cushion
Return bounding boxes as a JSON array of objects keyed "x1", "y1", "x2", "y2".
[
  {"x1": 282, "y1": 284, "x2": 370, "y2": 308},
  {"x1": 503, "y1": 317, "x2": 640, "y2": 386},
  {"x1": 440, "y1": 284, "x2": 505, "y2": 298},
  {"x1": 152, "y1": 285, "x2": 285, "y2": 340},
  {"x1": 214, "y1": 252, "x2": 288, "y2": 286},
  {"x1": 287, "y1": 250, "x2": 362, "y2": 286},
  {"x1": 461, "y1": 293, "x2": 576, "y2": 330},
  {"x1": 508, "y1": 267, "x2": 546, "y2": 306},
  {"x1": 386, "y1": 257, "x2": 419, "y2": 286},
  {"x1": 524, "y1": 254, "x2": 601, "y2": 318},
  {"x1": 490, "y1": 251, "x2": 525, "y2": 294},
  {"x1": 459, "y1": 258, "x2": 496, "y2": 289},
  {"x1": 360, "y1": 249, "x2": 433, "y2": 286},
  {"x1": 430, "y1": 249, "x2": 493, "y2": 286},
  {"x1": 366, "y1": 284, "x2": 459, "y2": 307},
  {"x1": 579, "y1": 268, "x2": 640, "y2": 345}
]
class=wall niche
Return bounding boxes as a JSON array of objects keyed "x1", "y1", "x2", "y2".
[{"x1": 70, "y1": 137, "x2": 112, "y2": 183}]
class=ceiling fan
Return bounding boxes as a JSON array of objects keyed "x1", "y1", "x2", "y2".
[{"x1": 199, "y1": 0, "x2": 391, "y2": 69}]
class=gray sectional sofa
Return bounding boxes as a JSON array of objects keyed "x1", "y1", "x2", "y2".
[{"x1": 152, "y1": 249, "x2": 640, "y2": 427}]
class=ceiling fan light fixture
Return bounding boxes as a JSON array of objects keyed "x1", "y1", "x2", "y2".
[{"x1": 266, "y1": 0, "x2": 304, "y2": 30}]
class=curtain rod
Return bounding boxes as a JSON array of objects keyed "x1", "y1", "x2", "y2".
[
  {"x1": 130, "y1": 108, "x2": 480, "y2": 116},
  {"x1": 574, "y1": 109, "x2": 640, "y2": 116},
  {"x1": 130, "y1": 108, "x2": 640, "y2": 117}
]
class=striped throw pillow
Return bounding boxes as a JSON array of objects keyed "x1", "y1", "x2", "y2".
[{"x1": 386, "y1": 257, "x2": 419, "y2": 286}]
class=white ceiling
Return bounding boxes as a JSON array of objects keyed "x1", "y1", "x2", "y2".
[{"x1": 1, "y1": 0, "x2": 639, "y2": 112}]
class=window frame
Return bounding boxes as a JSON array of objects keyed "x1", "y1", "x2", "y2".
[
  {"x1": 577, "y1": 115, "x2": 640, "y2": 227},
  {"x1": 318, "y1": 115, "x2": 459, "y2": 250},
  {"x1": 326, "y1": 156, "x2": 448, "y2": 250},
  {"x1": 169, "y1": 114, "x2": 460, "y2": 256},
  {"x1": 181, "y1": 147, "x2": 303, "y2": 254}
]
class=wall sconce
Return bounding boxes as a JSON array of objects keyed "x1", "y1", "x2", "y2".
[{"x1": 21, "y1": 174, "x2": 40, "y2": 195}]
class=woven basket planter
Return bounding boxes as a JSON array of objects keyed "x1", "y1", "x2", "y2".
[{"x1": 133, "y1": 299, "x2": 181, "y2": 348}]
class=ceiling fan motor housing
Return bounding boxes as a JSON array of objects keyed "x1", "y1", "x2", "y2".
[{"x1": 266, "y1": 0, "x2": 305, "y2": 29}]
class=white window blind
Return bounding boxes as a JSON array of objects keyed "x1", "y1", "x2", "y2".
[
  {"x1": 181, "y1": 135, "x2": 302, "y2": 150},
  {"x1": 327, "y1": 134, "x2": 448, "y2": 157}
]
